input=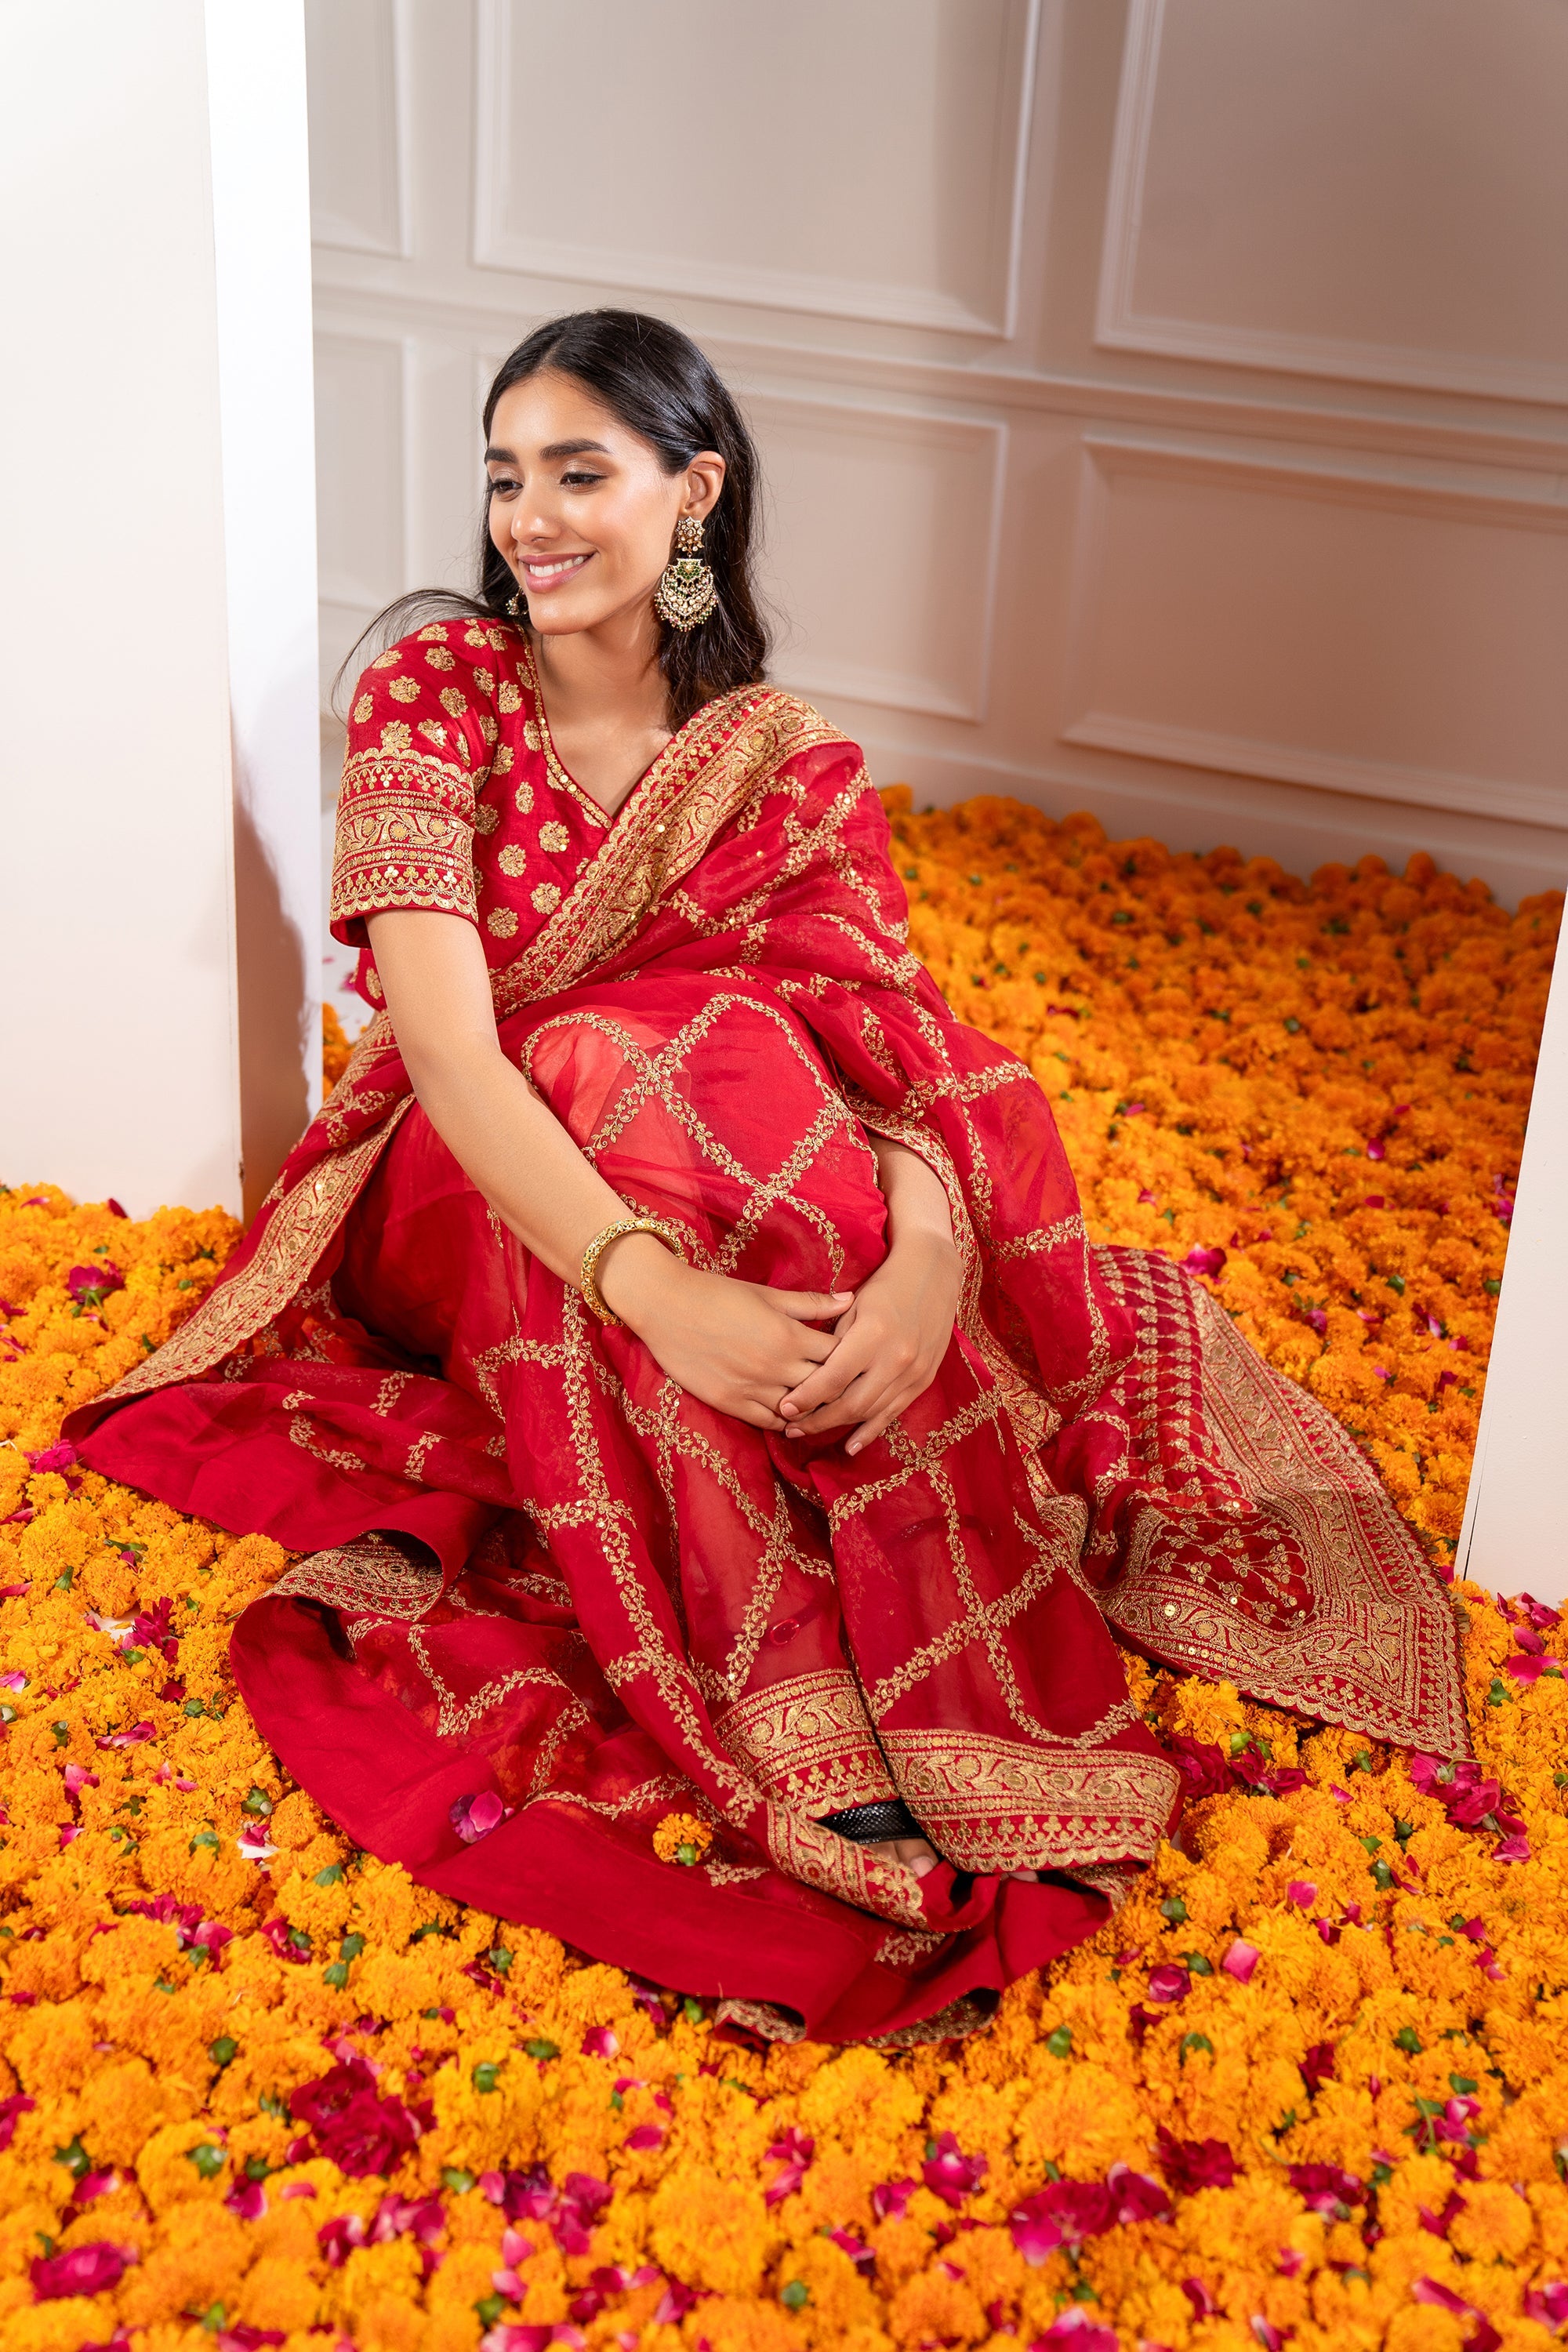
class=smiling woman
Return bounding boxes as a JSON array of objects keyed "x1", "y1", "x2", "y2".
[{"x1": 66, "y1": 309, "x2": 1466, "y2": 2049}]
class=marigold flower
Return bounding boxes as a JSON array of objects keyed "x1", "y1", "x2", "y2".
[{"x1": 652, "y1": 1812, "x2": 712, "y2": 1865}]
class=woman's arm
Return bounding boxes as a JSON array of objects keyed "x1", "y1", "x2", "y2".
[
  {"x1": 778, "y1": 1136, "x2": 960, "y2": 1454},
  {"x1": 365, "y1": 910, "x2": 848, "y2": 1427}
]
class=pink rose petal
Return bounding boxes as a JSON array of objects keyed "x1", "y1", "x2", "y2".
[{"x1": 1223, "y1": 1938, "x2": 1260, "y2": 1984}]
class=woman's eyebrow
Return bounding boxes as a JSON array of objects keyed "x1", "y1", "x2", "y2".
[{"x1": 539, "y1": 438, "x2": 611, "y2": 460}]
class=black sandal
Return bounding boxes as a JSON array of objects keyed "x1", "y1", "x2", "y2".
[{"x1": 816, "y1": 1799, "x2": 925, "y2": 1845}]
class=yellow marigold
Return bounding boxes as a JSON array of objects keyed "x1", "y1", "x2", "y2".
[
  {"x1": 646, "y1": 2166, "x2": 770, "y2": 2296},
  {"x1": 652, "y1": 1811, "x2": 713, "y2": 1865}
]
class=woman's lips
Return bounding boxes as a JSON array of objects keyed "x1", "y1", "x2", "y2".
[{"x1": 521, "y1": 552, "x2": 592, "y2": 593}]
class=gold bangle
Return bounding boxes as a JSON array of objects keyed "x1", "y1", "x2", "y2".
[{"x1": 579, "y1": 1214, "x2": 688, "y2": 1327}]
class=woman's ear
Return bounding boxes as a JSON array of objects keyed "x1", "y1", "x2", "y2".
[{"x1": 683, "y1": 450, "x2": 727, "y2": 521}]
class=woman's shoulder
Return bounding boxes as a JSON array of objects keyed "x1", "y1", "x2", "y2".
[{"x1": 353, "y1": 612, "x2": 527, "y2": 707}]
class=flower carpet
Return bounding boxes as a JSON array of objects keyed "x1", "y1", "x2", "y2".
[{"x1": 2, "y1": 791, "x2": 1565, "y2": 2352}]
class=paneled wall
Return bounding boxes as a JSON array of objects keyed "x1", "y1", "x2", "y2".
[{"x1": 306, "y1": 0, "x2": 1568, "y2": 905}]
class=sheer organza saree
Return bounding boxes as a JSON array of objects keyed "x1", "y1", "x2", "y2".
[{"x1": 71, "y1": 622, "x2": 1465, "y2": 2045}]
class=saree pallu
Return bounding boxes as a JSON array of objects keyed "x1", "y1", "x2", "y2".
[{"x1": 70, "y1": 626, "x2": 1467, "y2": 2045}]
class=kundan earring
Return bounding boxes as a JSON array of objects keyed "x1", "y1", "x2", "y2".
[
  {"x1": 504, "y1": 589, "x2": 528, "y2": 621},
  {"x1": 653, "y1": 513, "x2": 718, "y2": 631}
]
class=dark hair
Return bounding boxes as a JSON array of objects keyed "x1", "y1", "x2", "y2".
[{"x1": 338, "y1": 309, "x2": 771, "y2": 728}]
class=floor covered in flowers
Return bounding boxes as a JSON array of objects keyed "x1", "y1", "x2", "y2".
[{"x1": 2, "y1": 792, "x2": 1565, "y2": 2352}]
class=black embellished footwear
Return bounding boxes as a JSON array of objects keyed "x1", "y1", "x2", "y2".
[{"x1": 816, "y1": 1799, "x2": 925, "y2": 1846}]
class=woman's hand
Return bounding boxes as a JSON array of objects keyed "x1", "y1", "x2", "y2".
[
  {"x1": 776, "y1": 1225, "x2": 960, "y2": 1455},
  {"x1": 598, "y1": 1237, "x2": 851, "y2": 1431}
]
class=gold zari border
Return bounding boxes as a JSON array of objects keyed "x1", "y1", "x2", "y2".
[{"x1": 880, "y1": 1727, "x2": 1179, "y2": 1873}]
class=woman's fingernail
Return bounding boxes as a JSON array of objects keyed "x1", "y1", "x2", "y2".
[{"x1": 846, "y1": 1440, "x2": 860, "y2": 1456}]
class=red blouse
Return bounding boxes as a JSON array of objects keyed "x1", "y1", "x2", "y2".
[{"x1": 330, "y1": 616, "x2": 612, "y2": 1008}]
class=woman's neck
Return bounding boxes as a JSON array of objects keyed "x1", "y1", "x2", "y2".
[
  {"x1": 529, "y1": 612, "x2": 674, "y2": 818},
  {"x1": 531, "y1": 611, "x2": 667, "y2": 739}
]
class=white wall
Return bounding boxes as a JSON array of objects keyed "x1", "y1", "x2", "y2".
[
  {"x1": 1457, "y1": 945, "x2": 1568, "y2": 1605},
  {"x1": 0, "y1": 0, "x2": 320, "y2": 1219},
  {"x1": 207, "y1": 2, "x2": 325, "y2": 1218},
  {"x1": 306, "y1": 0, "x2": 1568, "y2": 903}
]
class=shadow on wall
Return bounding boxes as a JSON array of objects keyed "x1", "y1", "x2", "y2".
[{"x1": 233, "y1": 754, "x2": 313, "y2": 1223}]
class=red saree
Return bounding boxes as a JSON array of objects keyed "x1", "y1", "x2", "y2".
[{"x1": 69, "y1": 620, "x2": 1467, "y2": 2046}]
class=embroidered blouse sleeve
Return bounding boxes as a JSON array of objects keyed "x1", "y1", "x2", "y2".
[{"x1": 329, "y1": 630, "x2": 495, "y2": 947}]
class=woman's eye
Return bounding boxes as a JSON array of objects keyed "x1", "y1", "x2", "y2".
[
  {"x1": 561, "y1": 470, "x2": 604, "y2": 488},
  {"x1": 487, "y1": 476, "x2": 520, "y2": 497}
]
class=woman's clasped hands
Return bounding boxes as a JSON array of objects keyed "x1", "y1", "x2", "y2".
[{"x1": 597, "y1": 1214, "x2": 961, "y2": 1458}]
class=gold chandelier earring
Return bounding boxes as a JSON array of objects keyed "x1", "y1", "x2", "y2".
[{"x1": 653, "y1": 513, "x2": 719, "y2": 631}]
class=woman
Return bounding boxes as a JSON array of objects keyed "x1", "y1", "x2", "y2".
[{"x1": 71, "y1": 311, "x2": 1466, "y2": 2048}]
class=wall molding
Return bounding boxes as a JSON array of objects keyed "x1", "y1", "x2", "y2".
[
  {"x1": 744, "y1": 389, "x2": 1007, "y2": 723},
  {"x1": 311, "y1": 271, "x2": 1568, "y2": 478},
  {"x1": 1095, "y1": 0, "x2": 1568, "y2": 409},
  {"x1": 1061, "y1": 431, "x2": 1568, "y2": 831},
  {"x1": 307, "y1": 0, "x2": 412, "y2": 260},
  {"x1": 312, "y1": 328, "x2": 412, "y2": 612},
  {"x1": 470, "y1": 0, "x2": 1040, "y2": 337}
]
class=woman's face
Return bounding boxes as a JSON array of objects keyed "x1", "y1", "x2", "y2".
[{"x1": 485, "y1": 370, "x2": 724, "y2": 638}]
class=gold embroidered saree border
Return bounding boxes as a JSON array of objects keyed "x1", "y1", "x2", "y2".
[
  {"x1": 715, "y1": 1668, "x2": 896, "y2": 1816},
  {"x1": 880, "y1": 1727, "x2": 1179, "y2": 1873},
  {"x1": 93, "y1": 1110, "x2": 415, "y2": 1406},
  {"x1": 1098, "y1": 1262, "x2": 1472, "y2": 1759}
]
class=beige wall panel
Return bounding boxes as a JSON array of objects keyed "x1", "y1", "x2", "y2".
[
  {"x1": 1063, "y1": 439, "x2": 1568, "y2": 830},
  {"x1": 1099, "y1": 0, "x2": 1568, "y2": 401},
  {"x1": 473, "y1": 0, "x2": 1039, "y2": 335},
  {"x1": 305, "y1": 0, "x2": 408, "y2": 257},
  {"x1": 750, "y1": 396, "x2": 1005, "y2": 722}
]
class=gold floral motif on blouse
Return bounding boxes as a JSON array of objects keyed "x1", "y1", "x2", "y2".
[
  {"x1": 531, "y1": 881, "x2": 561, "y2": 913},
  {"x1": 538, "y1": 820, "x2": 570, "y2": 855},
  {"x1": 487, "y1": 907, "x2": 519, "y2": 938},
  {"x1": 498, "y1": 844, "x2": 528, "y2": 877}
]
